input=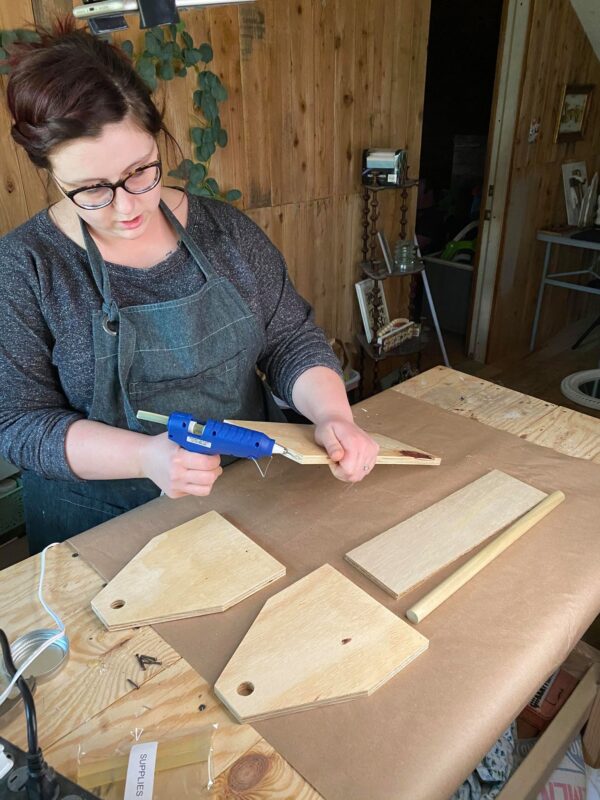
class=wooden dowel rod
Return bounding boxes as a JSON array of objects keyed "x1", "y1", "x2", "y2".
[{"x1": 406, "y1": 490, "x2": 565, "y2": 624}]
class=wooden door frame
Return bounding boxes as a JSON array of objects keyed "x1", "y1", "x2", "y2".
[{"x1": 467, "y1": 0, "x2": 532, "y2": 362}]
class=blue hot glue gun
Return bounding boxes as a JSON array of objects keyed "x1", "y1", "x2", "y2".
[{"x1": 136, "y1": 410, "x2": 288, "y2": 460}]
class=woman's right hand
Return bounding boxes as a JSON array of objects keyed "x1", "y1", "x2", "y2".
[{"x1": 139, "y1": 432, "x2": 222, "y2": 498}]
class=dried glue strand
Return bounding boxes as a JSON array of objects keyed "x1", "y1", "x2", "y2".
[{"x1": 251, "y1": 456, "x2": 272, "y2": 479}]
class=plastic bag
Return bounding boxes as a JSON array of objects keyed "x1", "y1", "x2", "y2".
[{"x1": 76, "y1": 722, "x2": 218, "y2": 799}]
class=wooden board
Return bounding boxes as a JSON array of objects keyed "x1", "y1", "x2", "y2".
[
  {"x1": 91, "y1": 511, "x2": 285, "y2": 630},
  {"x1": 345, "y1": 470, "x2": 547, "y2": 599},
  {"x1": 227, "y1": 420, "x2": 441, "y2": 466},
  {"x1": 214, "y1": 564, "x2": 429, "y2": 723}
]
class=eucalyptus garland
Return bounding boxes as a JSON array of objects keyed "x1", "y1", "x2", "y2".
[{"x1": 0, "y1": 21, "x2": 241, "y2": 203}]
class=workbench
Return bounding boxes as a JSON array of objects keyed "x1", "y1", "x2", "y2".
[{"x1": 1, "y1": 366, "x2": 599, "y2": 799}]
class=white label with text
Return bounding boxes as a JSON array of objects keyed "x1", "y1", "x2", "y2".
[
  {"x1": 124, "y1": 741, "x2": 158, "y2": 800},
  {"x1": 186, "y1": 435, "x2": 212, "y2": 449}
]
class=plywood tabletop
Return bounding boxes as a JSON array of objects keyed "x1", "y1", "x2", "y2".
[
  {"x1": 3, "y1": 367, "x2": 600, "y2": 798},
  {"x1": 394, "y1": 366, "x2": 600, "y2": 463}
]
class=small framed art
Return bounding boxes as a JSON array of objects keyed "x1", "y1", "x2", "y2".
[
  {"x1": 355, "y1": 278, "x2": 389, "y2": 344},
  {"x1": 555, "y1": 84, "x2": 593, "y2": 143}
]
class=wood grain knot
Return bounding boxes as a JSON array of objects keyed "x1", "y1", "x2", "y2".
[
  {"x1": 5, "y1": 179, "x2": 15, "y2": 194},
  {"x1": 227, "y1": 753, "x2": 271, "y2": 791}
]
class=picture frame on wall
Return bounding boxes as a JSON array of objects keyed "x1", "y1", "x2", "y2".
[
  {"x1": 561, "y1": 161, "x2": 588, "y2": 226},
  {"x1": 555, "y1": 84, "x2": 594, "y2": 143},
  {"x1": 355, "y1": 278, "x2": 389, "y2": 344}
]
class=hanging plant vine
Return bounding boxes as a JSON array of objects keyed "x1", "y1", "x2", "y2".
[
  {"x1": 122, "y1": 21, "x2": 241, "y2": 202},
  {"x1": 0, "y1": 22, "x2": 241, "y2": 203}
]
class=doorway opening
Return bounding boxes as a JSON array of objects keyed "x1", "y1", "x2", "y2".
[{"x1": 416, "y1": 0, "x2": 503, "y2": 363}]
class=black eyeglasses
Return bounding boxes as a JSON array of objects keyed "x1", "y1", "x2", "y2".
[{"x1": 58, "y1": 160, "x2": 162, "y2": 210}]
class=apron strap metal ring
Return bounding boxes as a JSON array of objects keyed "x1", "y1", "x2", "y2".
[{"x1": 102, "y1": 314, "x2": 119, "y2": 336}]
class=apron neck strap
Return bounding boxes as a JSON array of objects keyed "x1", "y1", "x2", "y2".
[
  {"x1": 79, "y1": 194, "x2": 214, "y2": 319},
  {"x1": 79, "y1": 218, "x2": 118, "y2": 322}
]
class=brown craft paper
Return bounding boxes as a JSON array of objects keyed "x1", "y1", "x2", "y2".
[{"x1": 73, "y1": 391, "x2": 600, "y2": 800}]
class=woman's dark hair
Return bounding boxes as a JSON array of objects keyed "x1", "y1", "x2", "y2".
[{"x1": 5, "y1": 18, "x2": 172, "y2": 169}]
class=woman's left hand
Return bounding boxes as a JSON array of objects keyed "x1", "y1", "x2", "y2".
[{"x1": 314, "y1": 417, "x2": 380, "y2": 482}]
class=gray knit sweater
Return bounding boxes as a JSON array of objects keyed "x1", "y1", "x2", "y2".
[{"x1": 0, "y1": 195, "x2": 340, "y2": 480}]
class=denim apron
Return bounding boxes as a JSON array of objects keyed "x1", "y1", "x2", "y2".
[{"x1": 23, "y1": 199, "x2": 283, "y2": 554}]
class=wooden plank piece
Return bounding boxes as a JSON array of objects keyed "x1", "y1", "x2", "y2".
[
  {"x1": 214, "y1": 564, "x2": 428, "y2": 723},
  {"x1": 406, "y1": 490, "x2": 565, "y2": 623},
  {"x1": 91, "y1": 511, "x2": 285, "y2": 630},
  {"x1": 345, "y1": 470, "x2": 548, "y2": 599},
  {"x1": 228, "y1": 420, "x2": 441, "y2": 465}
]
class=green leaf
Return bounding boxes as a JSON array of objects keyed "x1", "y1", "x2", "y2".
[
  {"x1": 201, "y1": 92, "x2": 218, "y2": 121},
  {"x1": 197, "y1": 141, "x2": 215, "y2": 162},
  {"x1": 176, "y1": 20, "x2": 186, "y2": 33},
  {"x1": 212, "y1": 115, "x2": 222, "y2": 134},
  {"x1": 198, "y1": 43, "x2": 213, "y2": 63},
  {"x1": 193, "y1": 89, "x2": 203, "y2": 109},
  {"x1": 145, "y1": 31, "x2": 162, "y2": 56},
  {"x1": 198, "y1": 71, "x2": 212, "y2": 91},
  {"x1": 184, "y1": 48, "x2": 203, "y2": 66},
  {"x1": 177, "y1": 67, "x2": 187, "y2": 78},
  {"x1": 190, "y1": 163, "x2": 207, "y2": 183},
  {"x1": 206, "y1": 178, "x2": 220, "y2": 194},
  {"x1": 203, "y1": 127, "x2": 214, "y2": 143},
  {"x1": 120, "y1": 39, "x2": 134, "y2": 57},
  {"x1": 169, "y1": 23, "x2": 178, "y2": 40},
  {"x1": 190, "y1": 127, "x2": 204, "y2": 146},
  {"x1": 137, "y1": 57, "x2": 157, "y2": 91},
  {"x1": 181, "y1": 31, "x2": 193, "y2": 49},
  {"x1": 158, "y1": 60, "x2": 174, "y2": 81},
  {"x1": 162, "y1": 40, "x2": 176, "y2": 57},
  {"x1": 0, "y1": 63, "x2": 11, "y2": 75},
  {"x1": 168, "y1": 159, "x2": 193, "y2": 179},
  {"x1": 212, "y1": 82, "x2": 228, "y2": 102},
  {"x1": 225, "y1": 189, "x2": 242, "y2": 203},
  {"x1": 216, "y1": 129, "x2": 228, "y2": 148},
  {"x1": 0, "y1": 47, "x2": 7, "y2": 61},
  {"x1": 1, "y1": 31, "x2": 18, "y2": 47},
  {"x1": 15, "y1": 29, "x2": 40, "y2": 43},
  {"x1": 187, "y1": 184, "x2": 213, "y2": 197}
]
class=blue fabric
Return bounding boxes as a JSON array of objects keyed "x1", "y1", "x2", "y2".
[
  {"x1": 24, "y1": 199, "x2": 285, "y2": 553},
  {"x1": 450, "y1": 723, "x2": 517, "y2": 800}
]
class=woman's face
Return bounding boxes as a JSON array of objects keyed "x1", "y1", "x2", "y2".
[{"x1": 49, "y1": 116, "x2": 162, "y2": 242}]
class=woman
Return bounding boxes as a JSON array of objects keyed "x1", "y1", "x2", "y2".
[{"x1": 0, "y1": 20, "x2": 378, "y2": 554}]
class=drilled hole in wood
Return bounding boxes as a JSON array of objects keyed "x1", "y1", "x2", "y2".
[
  {"x1": 237, "y1": 681, "x2": 255, "y2": 696},
  {"x1": 111, "y1": 599, "x2": 126, "y2": 609},
  {"x1": 71, "y1": 552, "x2": 79, "y2": 558},
  {"x1": 341, "y1": 638, "x2": 352, "y2": 645}
]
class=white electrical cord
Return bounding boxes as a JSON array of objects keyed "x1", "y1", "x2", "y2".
[{"x1": 0, "y1": 542, "x2": 66, "y2": 707}]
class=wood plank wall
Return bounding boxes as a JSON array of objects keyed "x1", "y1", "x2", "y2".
[
  {"x1": 0, "y1": 0, "x2": 431, "y2": 348},
  {"x1": 487, "y1": 0, "x2": 600, "y2": 363}
]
